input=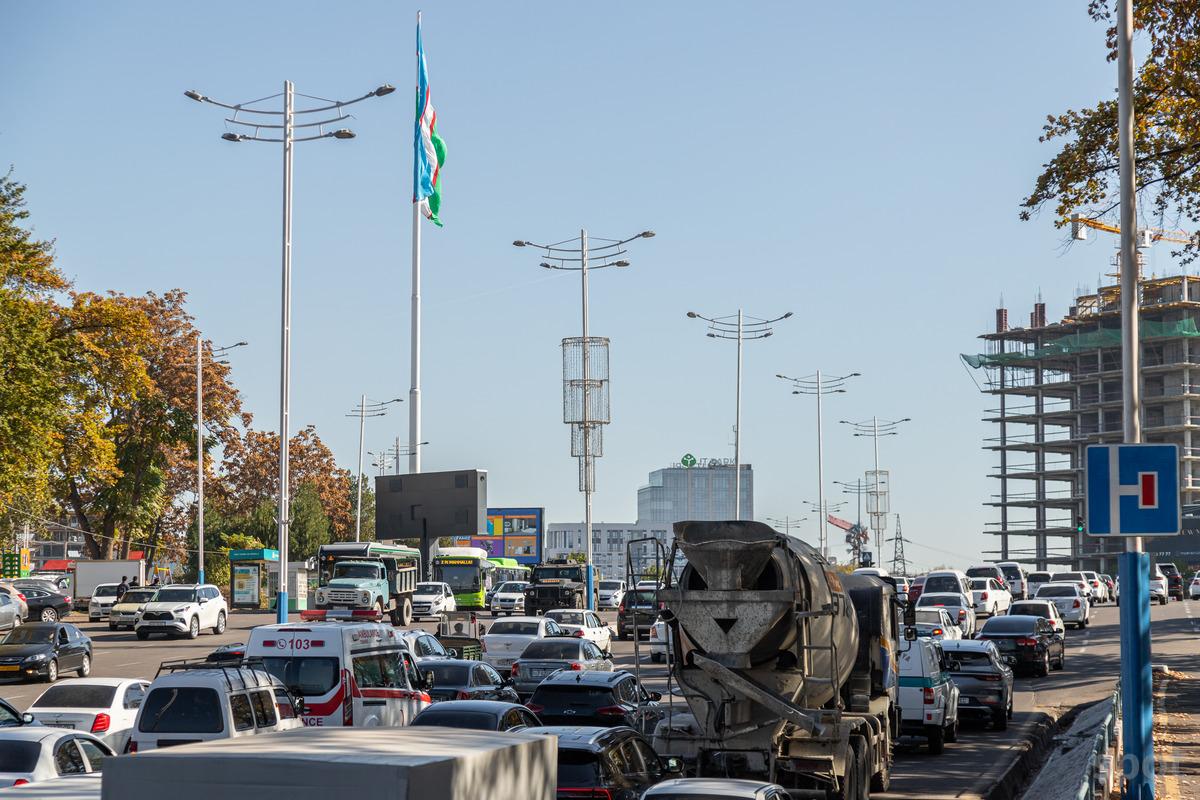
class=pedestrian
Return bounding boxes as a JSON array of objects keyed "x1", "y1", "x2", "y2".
[
  {"x1": 116, "y1": 575, "x2": 129, "y2": 600},
  {"x1": 151, "y1": 575, "x2": 160, "y2": 586},
  {"x1": 129, "y1": 575, "x2": 140, "y2": 588}
]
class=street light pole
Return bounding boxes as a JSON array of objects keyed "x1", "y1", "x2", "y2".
[
  {"x1": 841, "y1": 416, "x2": 910, "y2": 555},
  {"x1": 184, "y1": 77, "x2": 394, "y2": 624},
  {"x1": 347, "y1": 397, "x2": 402, "y2": 542},
  {"x1": 778, "y1": 371, "x2": 859, "y2": 559},
  {"x1": 689, "y1": 309, "x2": 792, "y2": 521}
]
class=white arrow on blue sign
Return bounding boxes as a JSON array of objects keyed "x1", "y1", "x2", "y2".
[{"x1": 1085, "y1": 443, "x2": 1181, "y2": 536}]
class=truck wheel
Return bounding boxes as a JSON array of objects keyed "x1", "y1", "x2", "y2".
[
  {"x1": 926, "y1": 724, "x2": 945, "y2": 755},
  {"x1": 849, "y1": 735, "x2": 870, "y2": 800},
  {"x1": 870, "y1": 750, "x2": 891, "y2": 793},
  {"x1": 945, "y1": 717, "x2": 958, "y2": 743},
  {"x1": 837, "y1": 740, "x2": 860, "y2": 800},
  {"x1": 397, "y1": 597, "x2": 413, "y2": 627}
]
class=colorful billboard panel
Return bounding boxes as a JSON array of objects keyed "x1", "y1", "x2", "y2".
[
  {"x1": 486, "y1": 507, "x2": 544, "y2": 564},
  {"x1": 505, "y1": 535, "x2": 538, "y2": 559},
  {"x1": 470, "y1": 536, "x2": 505, "y2": 557}
]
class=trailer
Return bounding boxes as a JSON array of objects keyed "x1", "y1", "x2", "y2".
[{"x1": 73, "y1": 559, "x2": 145, "y2": 610}]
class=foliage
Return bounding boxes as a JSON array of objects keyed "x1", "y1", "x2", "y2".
[
  {"x1": 1021, "y1": 1, "x2": 1200, "y2": 261},
  {"x1": 290, "y1": 483, "x2": 330, "y2": 561},
  {"x1": 566, "y1": 551, "x2": 588, "y2": 564}
]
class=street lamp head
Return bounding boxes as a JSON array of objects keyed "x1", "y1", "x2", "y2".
[
  {"x1": 539, "y1": 262, "x2": 554, "y2": 269},
  {"x1": 373, "y1": 84, "x2": 397, "y2": 97},
  {"x1": 782, "y1": 311, "x2": 794, "y2": 319},
  {"x1": 221, "y1": 133, "x2": 243, "y2": 142},
  {"x1": 687, "y1": 311, "x2": 699, "y2": 318},
  {"x1": 850, "y1": 372, "x2": 862, "y2": 377},
  {"x1": 640, "y1": 230, "x2": 656, "y2": 238},
  {"x1": 792, "y1": 390, "x2": 800, "y2": 395},
  {"x1": 512, "y1": 240, "x2": 527, "y2": 247},
  {"x1": 332, "y1": 128, "x2": 356, "y2": 140},
  {"x1": 184, "y1": 90, "x2": 205, "y2": 102},
  {"x1": 614, "y1": 260, "x2": 630, "y2": 267},
  {"x1": 763, "y1": 331, "x2": 773, "y2": 338},
  {"x1": 706, "y1": 333, "x2": 716, "y2": 338}
]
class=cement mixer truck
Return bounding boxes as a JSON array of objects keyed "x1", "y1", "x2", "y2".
[{"x1": 654, "y1": 520, "x2": 902, "y2": 799}]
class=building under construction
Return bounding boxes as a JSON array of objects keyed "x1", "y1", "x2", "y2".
[{"x1": 966, "y1": 273, "x2": 1200, "y2": 573}]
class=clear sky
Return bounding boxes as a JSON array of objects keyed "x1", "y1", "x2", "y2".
[{"x1": 2, "y1": 2, "x2": 1168, "y2": 571}]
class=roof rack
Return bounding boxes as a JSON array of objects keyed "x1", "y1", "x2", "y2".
[{"x1": 156, "y1": 657, "x2": 274, "y2": 692}]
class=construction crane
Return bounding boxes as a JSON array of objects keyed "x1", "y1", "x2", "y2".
[{"x1": 1070, "y1": 213, "x2": 1195, "y2": 247}]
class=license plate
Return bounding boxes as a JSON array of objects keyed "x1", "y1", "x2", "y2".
[
  {"x1": 960, "y1": 696, "x2": 974, "y2": 705},
  {"x1": 531, "y1": 669, "x2": 548, "y2": 678},
  {"x1": 0, "y1": 665, "x2": 18, "y2": 671},
  {"x1": 46, "y1": 722, "x2": 74, "y2": 729}
]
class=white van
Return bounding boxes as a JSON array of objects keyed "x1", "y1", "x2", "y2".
[
  {"x1": 245, "y1": 621, "x2": 431, "y2": 728},
  {"x1": 898, "y1": 638, "x2": 959, "y2": 754},
  {"x1": 130, "y1": 663, "x2": 301, "y2": 752}
]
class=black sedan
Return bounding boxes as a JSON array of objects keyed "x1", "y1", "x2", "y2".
[
  {"x1": 19, "y1": 588, "x2": 71, "y2": 623},
  {"x1": 0, "y1": 623, "x2": 92, "y2": 683},
  {"x1": 526, "y1": 670, "x2": 665, "y2": 735},
  {"x1": 524, "y1": 725, "x2": 681, "y2": 799},
  {"x1": 423, "y1": 658, "x2": 520, "y2": 703},
  {"x1": 975, "y1": 614, "x2": 1064, "y2": 676},
  {"x1": 410, "y1": 700, "x2": 541, "y2": 732}
]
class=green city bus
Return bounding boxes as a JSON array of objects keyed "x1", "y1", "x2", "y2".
[
  {"x1": 431, "y1": 547, "x2": 496, "y2": 609},
  {"x1": 488, "y1": 557, "x2": 531, "y2": 585}
]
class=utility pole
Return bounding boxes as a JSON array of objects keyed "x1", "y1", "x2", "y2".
[
  {"x1": 347, "y1": 397, "x2": 401, "y2": 542},
  {"x1": 779, "y1": 371, "x2": 860, "y2": 558},
  {"x1": 689, "y1": 309, "x2": 793, "y2": 519},
  {"x1": 841, "y1": 416, "x2": 911, "y2": 554},
  {"x1": 514, "y1": 230, "x2": 654, "y2": 610},
  {"x1": 185, "y1": 79, "x2": 394, "y2": 624}
]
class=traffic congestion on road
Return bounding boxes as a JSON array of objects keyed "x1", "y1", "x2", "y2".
[{"x1": 0, "y1": 533, "x2": 1191, "y2": 799}]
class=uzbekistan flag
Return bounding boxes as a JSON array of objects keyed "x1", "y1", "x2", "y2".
[{"x1": 414, "y1": 17, "x2": 446, "y2": 227}]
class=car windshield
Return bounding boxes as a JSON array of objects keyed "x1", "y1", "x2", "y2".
[
  {"x1": 1160, "y1": 564, "x2": 1181, "y2": 576},
  {"x1": 488, "y1": 621, "x2": 540, "y2": 636},
  {"x1": 1000, "y1": 565, "x2": 1023, "y2": 582},
  {"x1": 914, "y1": 609, "x2": 948, "y2": 624},
  {"x1": 426, "y1": 664, "x2": 471, "y2": 685},
  {"x1": 1052, "y1": 573, "x2": 1084, "y2": 582},
  {"x1": 547, "y1": 611, "x2": 585, "y2": 625},
  {"x1": 598, "y1": 581, "x2": 622, "y2": 590},
  {"x1": 33, "y1": 684, "x2": 117, "y2": 708},
  {"x1": 138, "y1": 687, "x2": 223, "y2": 733},
  {"x1": 93, "y1": 585, "x2": 120, "y2": 597},
  {"x1": 1011, "y1": 603, "x2": 1053, "y2": 618},
  {"x1": 411, "y1": 710, "x2": 495, "y2": 730},
  {"x1": 970, "y1": 579, "x2": 989, "y2": 590},
  {"x1": 0, "y1": 741, "x2": 41, "y2": 772},
  {"x1": 981, "y1": 617, "x2": 1038, "y2": 635},
  {"x1": 917, "y1": 595, "x2": 963, "y2": 609},
  {"x1": 2, "y1": 627, "x2": 54, "y2": 645},
  {"x1": 923, "y1": 576, "x2": 962, "y2": 594},
  {"x1": 259, "y1": 656, "x2": 340, "y2": 697},
  {"x1": 1036, "y1": 586, "x2": 1077, "y2": 598},
  {"x1": 531, "y1": 685, "x2": 613, "y2": 703},
  {"x1": 965, "y1": 568, "x2": 996, "y2": 578},
  {"x1": 521, "y1": 641, "x2": 581, "y2": 659},
  {"x1": 628, "y1": 590, "x2": 656, "y2": 606},
  {"x1": 1028, "y1": 572, "x2": 1052, "y2": 582},
  {"x1": 948, "y1": 651, "x2": 994, "y2": 668},
  {"x1": 532, "y1": 567, "x2": 583, "y2": 581},
  {"x1": 154, "y1": 589, "x2": 197, "y2": 603},
  {"x1": 415, "y1": 583, "x2": 442, "y2": 595},
  {"x1": 557, "y1": 751, "x2": 602, "y2": 787},
  {"x1": 120, "y1": 591, "x2": 157, "y2": 604},
  {"x1": 496, "y1": 583, "x2": 524, "y2": 593},
  {"x1": 333, "y1": 563, "x2": 381, "y2": 580}
]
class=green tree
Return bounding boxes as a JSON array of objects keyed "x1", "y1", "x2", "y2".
[
  {"x1": 290, "y1": 483, "x2": 330, "y2": 562},
  {"x1": 1021, "y1": 1, "x2": 1200, "y2": 259},
  {"x1": 566, "y1": 552, "x2": 587, "y2": 564}
]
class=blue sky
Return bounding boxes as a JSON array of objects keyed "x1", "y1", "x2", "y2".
[{"x1": 2, "y1": 2, "x2": 1166, "y2": 570}]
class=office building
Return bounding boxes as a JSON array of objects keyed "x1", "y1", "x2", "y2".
[{"x1": 636, "y1": 460, "x2": 753, "y2": 524}]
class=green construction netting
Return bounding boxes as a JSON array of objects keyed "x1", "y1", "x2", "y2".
[{"x1": 962, "y1": 318, "x2": 1200, "y2": 368}]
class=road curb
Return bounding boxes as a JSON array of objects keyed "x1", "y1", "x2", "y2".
[{"x1": 982, "y1": 710, "x2": 1063, "y2": 800}]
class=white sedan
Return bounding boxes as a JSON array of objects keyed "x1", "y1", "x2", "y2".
[
  {"x1": 545, "y1": 609, "x2": 613, "y2": 653},
  {"x1": 411, "y1": 582, "x2": 457, "y2": 620},
  {"x1": 1190, "y1": 572, "x2": 1200, "y2": 600},
  {"x1": 913, "y1": 608, "x2": 964, "y2": 640},
  {"x1": 27, "y1": 678, "x2": 149, "y2": 755},
  {"x1": 489, "y1": 581, "x2": 529, "y2": 615},
  {"x1": 915, "y1": 592, "x2": 978, "y2": 637},
  {"x1": 0, "y1": 727, "x2": 111, "y2": 787},
  {"x1": 480, "y1": 616, "x2": 565, "y2": 671},
  {"x1": 969, "y1": 578, "x2": 1012, "y2": 617}
]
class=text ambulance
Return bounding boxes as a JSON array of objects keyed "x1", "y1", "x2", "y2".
[{"x1": 246, "y1": 620, "x2": 431, "y2": 727}]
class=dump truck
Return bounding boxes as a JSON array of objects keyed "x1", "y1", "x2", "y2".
[{"x1": 655, "y1": 520, "x2": 901, "y2": 799}]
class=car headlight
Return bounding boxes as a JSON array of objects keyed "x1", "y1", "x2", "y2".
[
  {"x1": 359, "y1": 591, "x2": 371, "y2": 604},
  {"x1": 23, "y1": 653, "x2": 47, "y2": 663},
  {"x1": 316, "y1": 588, "x2": 327, "y2": 601}
]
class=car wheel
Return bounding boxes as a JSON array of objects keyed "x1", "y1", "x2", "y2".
[
  {"x1": 77, "y1": 653, "x2": 91, "y2": 678},
  {"x1": 1038, "y1": 652, "x2": 1050, "y2": 677},
  {"x1": 213, "y1": 611, "x2": 226, "y2": 635},
  {"x1": 926, "y1": 724, "x2": 945, "y2": 755},
  {"x1": 945, "y1": 716, "x2": 959, "y2": 743},
  {"x1": 993, "y1": 706, "x2": 1008, "y2": 730},
  {"x1": 40, "y1": 608, "x2": 57, "y2": 623},
  {"x1": 1055, "y1": 650, "x2": 1065, "y2": 671},
  {"x1": 44, "y1": 658, "x2": 58, "y2": 683},
  {"x1": 136, "y1": 630, "x2": 149, "y2": 641},
  {"x1": 187, "y1": 616, "x2": 200, "y2": 639}
]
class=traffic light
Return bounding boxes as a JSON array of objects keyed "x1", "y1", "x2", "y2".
[{"x1": 1076, "y1": 516, "x2": 1085, "y2": 534}]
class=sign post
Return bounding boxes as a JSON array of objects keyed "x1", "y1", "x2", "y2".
[{"x1": 1086, "y1": 443, "x2": 1180, "y2": 799}]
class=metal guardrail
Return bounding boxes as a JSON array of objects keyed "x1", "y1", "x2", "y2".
[{"x1": 1022, "y1": 683, "x2": 1120, "y2": 800}]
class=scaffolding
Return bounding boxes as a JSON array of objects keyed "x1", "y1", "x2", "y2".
[{"x1": 963, "y1": 274, "x2": 1200, "y2": 573}]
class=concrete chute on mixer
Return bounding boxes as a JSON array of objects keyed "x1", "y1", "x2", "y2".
[{"x1": 655, "y1": 520, "x2": 901, "y2": 799}]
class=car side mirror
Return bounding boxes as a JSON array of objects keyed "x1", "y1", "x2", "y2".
[
  {"x1": 649, "y1": 691, "x2": 662, "y2": 701},
  {"x1": 1004, "y1": 655, "x2": 1016, "y2": 666},
  {"x1": 662, "y1": 756, "x2": 683, "y2": 775},
  {"x1": 20, "y1": 712, "x2": 34, "y2": 725},
  {"x1": 477, "y1": 625, "x2": 487, "y2": 636},
  {"x1": 423, "y1": 671, "x2": 436, "y2": 691},
  {"x1": 903, "y1": 604, "x2": 916, "y2": 627},
  {"x1": 904, "y1": 626, "x2": 918, "y2": 642}
]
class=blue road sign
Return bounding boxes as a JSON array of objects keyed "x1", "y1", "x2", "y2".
[{"x1": 1085, "y1": 443, "x2": 1181, "y2": 536}]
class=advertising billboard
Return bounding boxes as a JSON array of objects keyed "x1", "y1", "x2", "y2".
[{"x1": 487, "y1": 507, "x2": 544, "y2": 564}]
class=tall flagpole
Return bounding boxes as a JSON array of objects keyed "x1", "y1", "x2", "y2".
[{"x1": 409, "y1": 11, "x2": 423, "y2": 476}]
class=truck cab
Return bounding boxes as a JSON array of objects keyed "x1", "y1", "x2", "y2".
[
  {"x1": 316, "y1": 560, "x2": 389, "y2": 612},
  {"x1": 524, "y1": 561, "x2": 588, "y2": 615}
]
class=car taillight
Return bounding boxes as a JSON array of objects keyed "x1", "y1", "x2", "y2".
[
  {"x1": 923, "y1": 687, "x2": 934, "y2": 705},
  {"x1": 64, "y1": 597, "x2": 71, "y2": 604},
  {"x1": 1073, "y1": 600, "x2": 1081, "y2": 609},
  {"x1": 572, "y1": 629, "x2": 585, "y2": 638},
  {"x1": 568, "y1": 662, "x2": 583, "y2": 671},
  {"x1": 618, "y1": 605, "x2": 625, "y2": 614},
  {"x1": 1091, "y1": 580, "x2": 1099, "y2": 587},
  {"x1": 980, "y1": 592, "x2": 989, "y2": 601},
  {"x1": 128, "y1": 740, "x2": 137, "y2": 754},
  {"x1": 980, "y1": 674, "x2": 1002, "y2": 682},
  {"x1": 525, "y1": 702, "x2": 544, "y2": 713},
  {"x1": 1017, "y1": 637, "x2": 1039, "y2": 647},
  {"x1": 16, "y1": 594, "x2": 25, "y2": 602},
  {"x1": 91, "y1": 713, "x2": 110, "y2": 733},
  {"x1": 11, "y1": 779, "x2": 28, "y2": 786},
  {"x1": 511, "y1": 663, "x2": 521, "y2": 677},
  {"x1": 958, "y1": 609, "x2": 966, "y2": 619},
  {"x1": 596, "y1": 705, "x2": 626, "y2": 717},
  {"x1": 931, "y1": 628, "x2": 943, "y2": 636},
  {"x1": 456, "y1": 690, "x2": 471, "y2": 700}
]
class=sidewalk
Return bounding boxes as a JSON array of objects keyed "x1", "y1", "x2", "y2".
[{"x1": 1153, "y1": 667, "x2": 1200, "y2": 798}]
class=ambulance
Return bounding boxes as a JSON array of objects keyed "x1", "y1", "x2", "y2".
[{"x1": 245, "y1": 616, "x2": 432, "y2": 728}]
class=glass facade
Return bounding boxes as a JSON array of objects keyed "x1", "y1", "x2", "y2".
[{"x1": 636, "y1": 464, "x2": 753, "y2": 524}]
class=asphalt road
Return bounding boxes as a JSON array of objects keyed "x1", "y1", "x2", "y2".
[{"x1": 1, "y1": 599, "x2": 1194, "y2": 800}]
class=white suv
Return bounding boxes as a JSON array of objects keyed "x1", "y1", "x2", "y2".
[{"x1": 135, "y1": 584, "x2": 227, "y2": 640}]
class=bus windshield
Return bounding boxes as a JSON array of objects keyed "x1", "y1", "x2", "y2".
[{"x1": 436, "y1": 564, "x2": 481, "y2": 592}]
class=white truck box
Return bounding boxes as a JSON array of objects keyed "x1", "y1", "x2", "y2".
[
  {"x1": 73, "y1": 560, "x2": 145, "y2": 608},
  {"x1": 101, "y1": 726, "x2": 557, "y2": 800}
]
